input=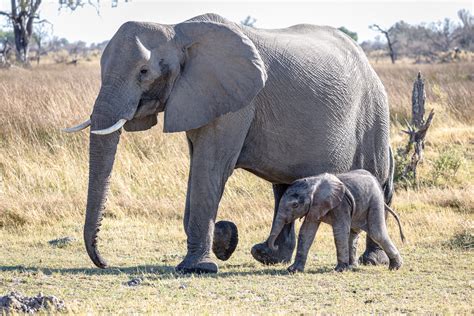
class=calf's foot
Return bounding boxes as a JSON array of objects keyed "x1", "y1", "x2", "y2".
[
  {"x1": 389, "y1": 255, "x2": 403, "y2": 271},
  {"x1": 335, "y1": 262, "x2": 350, "y2": 272},
  {"x1": 251, "y1": 240, "x2": 294, "y2": 265},
  {"x1": 287, "y1": 262, "x2": 305, "y2": 273},
  {"x1": 251, "y1": 223, "x2": 295, "y2": 265},
  {"x1": 349, "y1": 259, "x2": 359, "y2": 268}
]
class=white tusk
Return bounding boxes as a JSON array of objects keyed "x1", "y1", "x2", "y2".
[
  {"x1": 63, "y1": 119, "x2": 91, "y2": 133},
  {"x1": 91, "y1": 119, "x2": 127, "y2": 135}
]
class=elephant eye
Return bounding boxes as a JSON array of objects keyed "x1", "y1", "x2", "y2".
[
  {"x1": 140, "y1": 68, "x2": 148, "y2": 75},
  {"x1": 291, "y1": 202, "x2": 299, "y2": 208}
]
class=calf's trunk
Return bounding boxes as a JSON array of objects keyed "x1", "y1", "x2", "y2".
[{"x1": 267, "y1": 217, "x2": 287, "y2": 251}]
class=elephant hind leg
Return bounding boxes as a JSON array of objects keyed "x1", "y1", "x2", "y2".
[
  {"x1": 349, "y1": 229, "x2": 360, "y2": 267},
  {"x1": 360, "y1": 147, "x2": 393, "y2": 266},
  {"x1": 365, "y1": 201, "x2": 401, "y2": 269},
  {"x1": 367, "y1": 229, "x2": 402, "y2": 270},
  {"x1": 251, "y1": 183, "x2": 296, "y2": 265}
]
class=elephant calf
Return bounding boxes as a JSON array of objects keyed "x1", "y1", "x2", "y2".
[{"x1": 267, "y1": 170, "x2": 405, "y2": 273}]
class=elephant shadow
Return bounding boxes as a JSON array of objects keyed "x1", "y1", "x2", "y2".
[
  {"x1": 0, "y1": 264, "x2": 335, "y2": 279},
  {"x1": 0, "y1": 264, "x2": 282, "y2": 279}
]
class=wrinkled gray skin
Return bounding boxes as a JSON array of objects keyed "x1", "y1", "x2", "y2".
[
  {"x1": 268, "y1": 170, "x2": 404, "y2": 273},
  {"x1": 76, "y1": 13, "x2": 393, "y2": 273}
]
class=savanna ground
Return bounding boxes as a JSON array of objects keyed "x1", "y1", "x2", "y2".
[{"x1": 0, "y1": 60, "x2": 473, "y2": 314}]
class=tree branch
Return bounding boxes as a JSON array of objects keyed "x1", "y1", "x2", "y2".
[
  {"x1": 370, "y1": 24, "x2": 389, "y2": 36},
  {"x1": 31, "y1": 0, "x2": 42, "y2": 14},
  {"x1": 0, "y1": 11, "x2": 12, "y2": 18}
]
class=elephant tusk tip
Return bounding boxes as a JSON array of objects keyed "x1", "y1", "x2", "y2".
[
  {"x1": 90, "y1": 119, "x2": 127, "y2": 135},
  {"x1": 63, "y1": 119, "x2": 91, "y2": 133},
  {"x1": 62, "y1": 128, "x2": 78, "y2": 133}
]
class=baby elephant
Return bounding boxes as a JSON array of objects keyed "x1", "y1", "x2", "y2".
[{"x1": 267, "y1": 169, "x2": 405, "y2": 273}]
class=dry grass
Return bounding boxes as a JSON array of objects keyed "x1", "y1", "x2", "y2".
[{"x1": 0, "y1": 61, "x2": 473, "y2": 314}]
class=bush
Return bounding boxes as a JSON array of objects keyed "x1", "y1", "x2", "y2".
[
  {"x1": 447, "y1": 227, "x2": 474, "y2": 250},
  {"x1": 394, "y1": 146, "x2": 464, "y2": 190},
  {"x1": 431, "y1": 149, "x2": 463, "y2": 185},
  {"x1": 393, "y1": 146, "x2": 416, "y2": 189}
]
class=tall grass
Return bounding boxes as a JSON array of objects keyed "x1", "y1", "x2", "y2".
[
  {"x1": 0, "y1": 60, "x2": 472, "y2": 314},
  {"x1": 0, "y1": 62, "x2": 472, "y2": 229}
]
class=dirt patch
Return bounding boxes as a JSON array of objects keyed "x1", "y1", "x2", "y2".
[
  {"x1": 0, "y1": 291, "x2": 66, "y2": 313},
  {"x1": 48, "y1": 236, "x2": 76, "y2": 248}
]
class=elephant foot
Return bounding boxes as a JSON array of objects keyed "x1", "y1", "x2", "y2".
[
  {"x1": 349, "y1": 258, "x2": 359, "y2": 268},
  {"x1": 212, "y1": 221, "x2": 239, "y2": 261},
  {"x1": 389, "y1": 256, "x2": 403, "y2": 271},
  {"x1": 335, "y1": 262, "x2": 350, "y2": 272},
  {"x1": 251, "y1": 241, "x2": 294, "y2": 265},
  {"x1": 175, "y1": 257, "x2": 218, "y2": 274},
  {"x1": 359, "y1": 245, "x2": 389, "y2": 266},
  {"x1": 287, "y1": 262, "x2": 305, "y2": 274}
]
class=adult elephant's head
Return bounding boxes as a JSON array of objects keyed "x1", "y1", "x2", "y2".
[{"x1": 65, "y1": 18, "x2": 267, "y2": 268}]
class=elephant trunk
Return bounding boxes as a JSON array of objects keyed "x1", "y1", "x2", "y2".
[
  {"x1": 267, "y1": 216, "x2": 286, "y2": 251},
  {"x1": 84, "y1": 131, "x2": 120, "y2": 268}
]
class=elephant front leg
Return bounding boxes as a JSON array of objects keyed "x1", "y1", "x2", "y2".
[
  {"x1": 288, "y1": 220, "x2": 320, "y2": 273},
  {"x1": 333, "y1": 222, "x2": 351, "y2": 272},
  {"x1": 176, "y1": 165, "x2": 229, "y2": 274},
  {"x1": 251, "y1": 184, "x2": 296, "y2": 265},
  {"x1": 176, "y1": 153, "x2": 237, "y2": 273}
]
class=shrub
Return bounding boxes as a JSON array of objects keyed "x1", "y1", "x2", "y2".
[
  {"x1": 431, "y1": 149, "x2": 463, "y2": 185},
  {"x1": 393, "y1": 146, "x2": 416, "y2": 189},
  {"x1": 447, "y1": 226, "x2": 474, "y2": 250}
]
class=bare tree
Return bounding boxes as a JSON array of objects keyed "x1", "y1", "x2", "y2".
[
  {"x1": 32, "y1": 20, "x2": 52, "y2": 64},
  {"x1": 426, "y1": 18, "x2": 459, "y2": 52},
  {"x1": 457, "y1": 9, "x2": 473, "y2": 28},
  {"x1": 457, "y1": 9, "x2": 474, "y2": 50},
  {"x1": 0, "y1": 0, "x2": 43, "y2": 64},
  {"x1": 401, "y1": 72, "x2": 435, "y2": 185},
  {"x1": 0, "y1": 0, "x2": 127, "y2": 65},
  {"x1": 370, "y1": 24, "x2": 396, "y2": 64},
  {"x1": 241, "y1": 16, "x2": 257, "y2": 27}
]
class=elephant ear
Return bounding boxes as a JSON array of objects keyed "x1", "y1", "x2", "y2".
[
  {"x1": 164, "y1": 21, "x2": 267, "y2": 133},
  {"x1": 307, "y1": 174, "x2": 346, "y2": 222},
  {"x1": 124, "y1": 114, "x2": 158, "y2": 132}
]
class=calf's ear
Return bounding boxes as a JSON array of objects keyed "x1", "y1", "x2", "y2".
[{"x1": 306, "y1": 175, "x2": 345, "y2": 221}]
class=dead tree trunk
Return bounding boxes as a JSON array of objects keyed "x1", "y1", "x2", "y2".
[
  {"x1": 411, "y1": 72, "x2": 426, "y2": 128},
  {"x1": 0, "y1": 0, "x2": 42, "y2": 65},
  {"x1": 370, "y1": 24, "x2": 396, "y2": 64},
  {"x1": 402, "y1": 72, "x2": 435, "y2": 185}
]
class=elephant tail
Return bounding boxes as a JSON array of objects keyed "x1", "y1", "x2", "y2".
[
  {"x1": 384, "y1": 204, "x2": 406, "y2": 243},
  {"x1": 383, "y1": 146, "x2": 395, "y2": 205}
]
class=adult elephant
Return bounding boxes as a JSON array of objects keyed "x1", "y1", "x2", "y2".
[{"x1": 65, "y1": 13, "x2": 394, "y2": 273}]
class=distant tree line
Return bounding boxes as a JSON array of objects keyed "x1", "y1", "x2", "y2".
[
  {"x1": 362, "y1": 9, "x2": 474, "y2": 63},
  {"x1": 1, "y1": 9, "x2": 473, "y2": 67},
  {"x1": 0, "y1": 26, "x2": 108, "y2": 66},
  {"x1": 0, "y1": 0, "x2": 128, "y2": 66}
]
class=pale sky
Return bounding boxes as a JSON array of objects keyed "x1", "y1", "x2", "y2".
[{"x1": 0, "y1": 0, "x2": 472, "y2": 44}]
